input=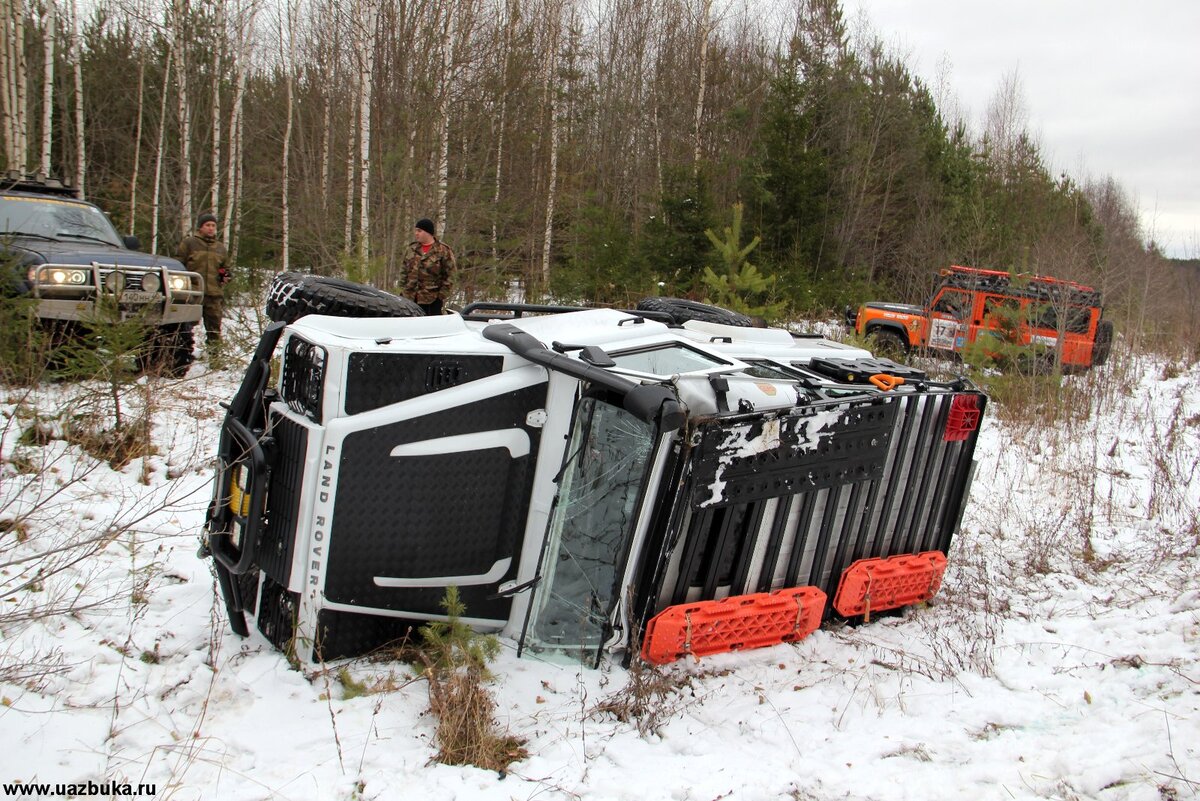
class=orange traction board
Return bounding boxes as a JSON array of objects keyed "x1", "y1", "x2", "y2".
[
  {"x1": 640, "y1": 586, "x2": 827, "y2": 665},
  {"x1": 832, "y1": 550, "x2": 947, "y2": 618}
]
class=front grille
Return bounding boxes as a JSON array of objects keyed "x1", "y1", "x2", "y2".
[
  {"x1": 255, "y1": 413, "x2": 309, "y2": 585},
  {"x1": 281, "y1": 336, "x2": 326, "y2": 422},
  {"x1": 654, "y1": 391, "x2": 982, "y2": 616}
]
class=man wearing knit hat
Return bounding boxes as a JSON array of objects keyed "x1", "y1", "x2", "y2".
[
  {"x1": 402, "y1": 218, "x2": 455, "y2": 315},
  {"x1": 176, "y1": 212, "x2": 229, "y2": 351}
]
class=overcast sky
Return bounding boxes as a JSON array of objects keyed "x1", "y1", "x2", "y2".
[{"x1": 839, "y1": 0, "x2": 1200, "y2": 259}]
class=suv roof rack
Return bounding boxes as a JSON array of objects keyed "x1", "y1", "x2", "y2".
[
  {"x1": 940, "y1": 265, "x2": 1101, "y2": 307},
  {"x1": 0, "y1": 170, "x2": 81, "y2": 198},
  {"x1": 459, "y1": 300, "x2": 674, "y2": 325}
]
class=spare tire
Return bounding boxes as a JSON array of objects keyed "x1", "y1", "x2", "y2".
[
  {"x1": 635, "y1": 296, "x2": 754, "y2": 327},
  {"x1": 265, "y1": 272, "x2": 424, "y2": 324}
]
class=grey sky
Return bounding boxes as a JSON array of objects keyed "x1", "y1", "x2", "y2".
[{"x1": 841, "y1": 0, "x2": 1200, "y2": 258}]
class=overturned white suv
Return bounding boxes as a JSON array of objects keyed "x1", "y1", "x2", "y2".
[{"x1": 205, "y1": 275, "x2": 985, "y2": 667}]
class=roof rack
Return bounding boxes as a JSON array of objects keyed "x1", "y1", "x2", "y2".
[
  {"x1": 0, "y1": 170, "x2": 81, "y2": 198},
  {"x1": 458, "y1": 300, "x2": 674, "y2": 325},
  {"x1": 938, "y1": 265, "x2": 1102, "y2": 307}
]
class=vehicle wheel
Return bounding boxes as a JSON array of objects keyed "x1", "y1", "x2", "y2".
[
  {"x1": 139, "y1": 324, "x2": 195, "y2": 378},
  {"x1": 265, "y1": 272, "x2": 424, "y2": 324},
  {"x1": 635, "y1": 296, "x2": 754, "y2": 327},
  {"x1": 866, "y1": 328, "x2": 909, "y2": 361},
  {"x1": 1092, "y1": 319, "x2": 1114, "y2": 366}
]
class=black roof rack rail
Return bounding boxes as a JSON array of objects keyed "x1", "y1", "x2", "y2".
[
  {"x1": 459, "y1": 300, "x2": 674, "y2": 325},
  {"x1": 0, "y1": 171, "x2": 81, "y2": 198}
]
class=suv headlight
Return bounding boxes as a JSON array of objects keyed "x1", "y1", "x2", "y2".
[
  {"x1": 40, "y1": 267, "x2": 89, "y2": 285},
  {"x1": 168, "y1": 274, "x2": 190, "y2": 292},
  {"x1": 141, "y1": 272, "x2": 161, "y2": 293}
]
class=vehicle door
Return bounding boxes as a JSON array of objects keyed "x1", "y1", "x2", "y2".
[
  {"x1": 926, "y1": 288, "x2": 972, "y2": 352},
  {"x1": 970, "y1": 293, "x2": 1024, "y2": 349}
]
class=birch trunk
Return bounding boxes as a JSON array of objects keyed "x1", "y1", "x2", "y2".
[
  {"x1": 150, "y1": 50, "x2": 172, "y2": 254},
  {"x1": 540, "y1": 0, "x2": 561, "y2": 287},
  {"x1": 434, "y1": 0, "x2": 454, "y2": 236},
  {"x1": 692, "y1": 0, "x2": 712, "y2": 174},
  {"x1": 343, "y1": 81, "x2": 355, "y2": 257},
  {"x1": 1, "y1": 3, "x2": 10, "y2": 166},
  {"x1": 38, "y1": 0, "x2": 51, "y2": 175},
  {"x1": 223, "y1": 0, "x2": 257, "y2": 243},
  {"x1": 70, "y1": 0, "x2": 83, "y2": 191},
  {"x1": 14, "y1": 0, "x2": 27, "y2": 171},
  {"x1": 129, "y1": 55, "x2": 144, "y2": 235},
  {"x1": 279, "y1": 1, "x2": 295, "y2": 273},
  {"x1": 209, "y1": 0, "x2": 223, "y2": 217},
  {"x1": 490, "y1": 0, "x2": 513, "y2": 261},
  {"x1": 174, "y1": 0, "x2": 191, "y2": 238},
  {"x1": 319, "y1": 0, "x2": 335, "y2": 214},
  {"x1": 356, "y1": 0, "x2": 377, "y2": 274}
]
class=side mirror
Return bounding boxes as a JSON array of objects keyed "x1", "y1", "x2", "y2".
[{"x1": 122, "y1": 235, "x2": 141, "y2": 250}]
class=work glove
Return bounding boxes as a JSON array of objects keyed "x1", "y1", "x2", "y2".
[{"x1": 218, "y1": 266, "x2": 231, "y2": 286}]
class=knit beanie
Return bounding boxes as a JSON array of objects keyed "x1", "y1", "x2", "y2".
[
  {"x1": 415, "y1": 218, "x2": 435, "y2": 237},
  {"x1": 197, "y1": 212, "x2": 217, "y2": 227}
]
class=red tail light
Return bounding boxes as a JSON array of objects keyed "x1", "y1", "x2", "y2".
[{"x1": 944, "y1": 394, "x2": 981, "y2": 441}]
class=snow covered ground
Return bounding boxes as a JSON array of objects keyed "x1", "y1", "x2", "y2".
[{"x1": 1, "y1": 331, "x2": 1197, "y2": 801}]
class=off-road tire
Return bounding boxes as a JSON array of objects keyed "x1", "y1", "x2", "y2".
[
  {"x1": 140, "y1": 324, "x2": 195, "y2": 378},
  {"x1": 635, "y1": 297, "x2": 754, "y2": 327},
  {"x1": 866, "y1": 328, "x2": 909, "y2": 361},
  {"x1": 1092, "y1": 319, "x2": 1114, "y2": 366},
  {"x1": 265, "y1": 272, "x2": 424, "y2": 324}
]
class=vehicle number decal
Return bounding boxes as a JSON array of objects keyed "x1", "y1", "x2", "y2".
[{"x1": 929, "y1": 317, "x2": 963, "y2": 351}]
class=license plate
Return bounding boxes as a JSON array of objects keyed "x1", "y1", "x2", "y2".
[{"x1": 119, "y1": 290, "x2": 157, "y2": 304}]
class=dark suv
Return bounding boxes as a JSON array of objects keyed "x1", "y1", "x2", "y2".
[{"x1": 0, "y1": 172, "x2": 204, "y2": 374}]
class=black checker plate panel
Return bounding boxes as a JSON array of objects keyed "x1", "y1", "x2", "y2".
[
  {"x1": 344, "y1": 353, "x2": 504, "y2": 415},
  {"x1": 314, "y1": 608, "x2": 418, "y2": 661},
  {"x1": 324, "y1": 383, "x2": 546, "y2": 620},
  {"x1": 256, "y1": 414, "x2": 308, "y2": 586},
  {"x1": 690, "y1": 400, "x2": 898, "y2": 508}
]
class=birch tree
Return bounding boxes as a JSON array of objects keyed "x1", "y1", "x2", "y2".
[
  {"x1": 69, "y1": 0, "x2": 81, "y2": 192},
  {"x1": 434, "y1": 0, "x2": 455, "y2": 235},
  {"x1": 4, "y1": 0, "x2": 29, "y2": 171},
  {"x1": 279, "y1": 0, "x2": 297, "y2": 272},
  {"x1": 128, "y1": 54, "x2": 143, "y2": 235},
  {"x1": 224, "y1": 0, "x2": 257, "y2": 244},
  {"x1": 173, "y1": 0, "x2": 191, "y2": 236},
  {"x1": 210, "y1": 0, "x2": 223, "y2": 218},
  {"x1": 539, "y1": 0, "x2": 561, "y2": 286},
  {"x1": 355, "y1": 0, "x2": 377, "y2": 272},
  {"x1": 691, "y1": 0, "x2": 711, "y2": 174},
  {"x1": 150, "y1": 51, "x2": 172, "y2": 253},
  {"x1": 38, "y1": 0, "x2": 52, "y2": 175}
]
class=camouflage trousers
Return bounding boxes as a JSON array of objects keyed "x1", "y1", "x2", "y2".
[{"x1": 202, "y1": 295, "x2": 224, "y2": 344}]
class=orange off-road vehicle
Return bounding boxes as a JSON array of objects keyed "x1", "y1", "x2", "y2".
[{"x1": 846, "y1": 265, "x2": 1114, "y2": 371}]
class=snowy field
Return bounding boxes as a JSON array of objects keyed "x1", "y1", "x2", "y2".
[{"x1": 1, "y1": 327, "x2": 1197, "y2": 801}]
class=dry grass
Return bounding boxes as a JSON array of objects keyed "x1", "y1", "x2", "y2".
[{"x1": 590, "y1": 658, "x2": 696, "y2": 737}]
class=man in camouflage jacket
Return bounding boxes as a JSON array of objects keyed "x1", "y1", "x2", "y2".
[
  {"x1": 402, "y1": 218, "x2": 455, "y2": 315},
  {"x1": 176, "y1": 212, "x2": 229, "y2": 346}
]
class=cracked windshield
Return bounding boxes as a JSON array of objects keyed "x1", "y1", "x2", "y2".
[{"x1": 528, "y1": 397, "x2": 654, "y2": 660}]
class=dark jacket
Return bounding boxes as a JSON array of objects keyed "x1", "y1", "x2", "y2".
[
  {"x1": 177, "y1": 233, "x2": 228, "y2": 297},
  {"x1": 403, "y1": 239, "x2": 455, "y2": 305}
]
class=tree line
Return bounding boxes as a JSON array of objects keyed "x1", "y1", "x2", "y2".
[{"x1": 1, "y1": 0, "x2": 1194, "y2": 344}]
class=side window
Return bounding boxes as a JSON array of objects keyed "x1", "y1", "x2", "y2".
[
  {"x1": 931, "y1": 289, "x2": 971, "y2": 318},
  {"x1": 981, "y1": 294, "x2": 1020, "y2": 326},
  {"x1": 1029, "y1": 303, "x2": 1093, "y2": 334},
  {"x1": 1065, "y1": 306, "x2": 1093, "y2": 334}
]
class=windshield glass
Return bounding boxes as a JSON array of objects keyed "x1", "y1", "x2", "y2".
[
  {"x1": 0, "y1": 196, "x2": 123, "y2": 247},
  {"x1": 523, "y1": 396, "x2": 655, "y2": 663},
  {"x1": 611, "y1": 343, "x2": 729, "y2": 376}
]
